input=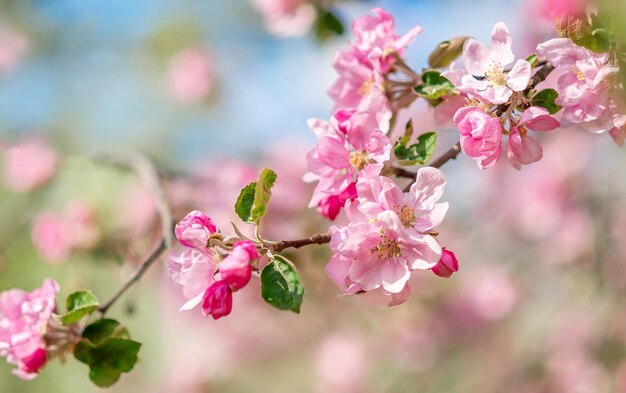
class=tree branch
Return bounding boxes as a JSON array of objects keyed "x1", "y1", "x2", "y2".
[{"x1": 270, "y1": 233, "x2": 332, "y2": 253}]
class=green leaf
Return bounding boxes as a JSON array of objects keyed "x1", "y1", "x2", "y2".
[
  {"x1": 428, "y1": 36, "x2": 469, "y2": 69},
  {"x1": 526, "y1": 54, "x2": 538, "y2": 68},
  {"x1": 414, "y1": 71, "x2": 456, "y2": 106},
  {"x1": 394, "y1": 131, "x2": 438, "y2": 165},
  {"x1": 61, "y1": 290, "x2": 100, "y2": 325},
  {"x1": 531, "y1": 88, "x2": 562, "y2": 115},
  {"x1": 251, "y1": 168, "x2": 277, "y2": 224},
  {"x1": 235, "y1": 182, "x2": 256, "y2": 222},
  {"x1": 313, "y1": 7, "x2": 344, "y2": 42},
  {"x1": 261, "y1": 255, "x2": 304, "y2": 313},
  {"x1": 74, "y1": 319, "x2": 141, "y2": 388}
]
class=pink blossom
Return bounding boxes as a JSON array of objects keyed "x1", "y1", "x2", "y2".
[
  {"x1": 219, "y1": 240, "x2": 258, "y2": 291},
  {"x1": 0, "y1": 279, "x2": 59, "y2": 380},
  {"x1": 328, "y1": 8, "x2": 421, "y2": 110},
  {"x1": 167, "y1": 47, "x2": 214, "y2": 103},
  {"x1": 537, "y1": 38, "x2": 623, "y2": 135},
  {"x1": 0, "y1": 24, "x2": 28, "y2": 73},
  {"x1": 306, "y1": 107, "x2": 391, "y2": 219},
  {"x1": 250, "y1": 0, "x2": 316, "y2": 37},
  {"x1": 431, "y1": 248, "x2": 459, "y2": 278},
  {"x1": 201, "y1": 281, "x2": 233, "y2": 320},
  {"x1": 2, "y1": 136, "x2": 57, "y2": 193},
  {"x1": 453, "y1": 106, "x2": 503, "y2": 168},
  {"x1": 316, "y1": 183, "x2": 357, "y2": 221},
  {"x1": 174, "y1": 210, "x2": 217, "y2": 250},
  {"x1": 457, "y1": 22, "x2": 531, "y2": 104},
  {"x1": 506, "y1": 106, "x2": 560, "y2": 169},
  {"x1": 31, "y1": 201, "x2": 100, "y2": 264},
  {"x1": 168, "y1": 249, "x2": 219, "y2": 312},
  {"x1": 314, "y1": 332, "x2": 367, "y2": 393}
]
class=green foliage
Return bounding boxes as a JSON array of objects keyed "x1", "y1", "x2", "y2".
[
  {"x1": 261, "y1": 255, "x2": 304, "y2": 313},
  {"x1": 313, "y1": 7, "x2": 344, "y2": 42},
  {"x1": 526, "y1": 54, "x2": 538, "y2": 68},
  {"x1": 394, "y1": 120, "x2": 438, "y2": 165},
  {"x1": 74, "y1": 319, "x2": 141, "y2": 388},
  {"x1": 414, "y1": 71, "x2": 456, "y2": 106},
  {"x1": 61, "y1": 290, "x2": 100, "y2": 325},
  {"x1": 556, "y1": 13, "x2": 612, "y2": 53},
  {"x1": 234, "y1": 169, "x2": 278, "y2": 225},
  {"x1": 531, "y1": 89, "x2": 561, "y2": 115},
  {"x1": 428, "y1": 36, "x2": 469, "y2": 69},
  {"x1": 235, "y1": 182, "x2": 256, "y2": 222}
]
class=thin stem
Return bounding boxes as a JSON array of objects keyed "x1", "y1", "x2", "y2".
[
  {"x1": 270, "y1": 233, "x2": 332, "y2": 253},
  {"x1": 98, "y1": 240, "x2": 167, "y2": 315}
]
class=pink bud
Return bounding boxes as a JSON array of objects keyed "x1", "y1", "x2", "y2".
[
  {"x1": 20, "y1": 348, "x2": 46, "y2": 374},
  {"x1": 201, "y1": 281, "x2": 233, "y2": 320},
  {"x1": 317, "y1": 183, "x2": 357, "y2": 221},
  {"x1": 431, "y1": 248, "x2": 459, "y2": 278},
  {"x1": 174, "y1": 210, "x2": 217, "y2": 249},
  {"x1": 220, "y1": 241, "x2": 257, "y2": 291}
]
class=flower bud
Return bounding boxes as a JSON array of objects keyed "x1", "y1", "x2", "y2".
[
  {"x1": 431, "y1": 248, "x2": 459, "y2": 278},
  {"x1": 201, "y1": 281, "x2": 233, "y2": 320},
  {"x1": 220, "y1": 241, "x2": 257, "y2": 290},
  {"x1": 174, "y1": 210, "x2": 217, "y2": 249}
]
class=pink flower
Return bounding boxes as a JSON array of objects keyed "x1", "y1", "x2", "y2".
[
  {"x1": 0, "y1": 279, "x2": 59, "y2": 380},
  {"x1": 167, "y1": 47, "x2": 214, "y2": 103},
  {"x1": 201, "y1": 281, "x2": 233, "y2": 320},
  {"x1": 316, "y1": 183, "x2": 357, "y2": 221},
  {"x1": 431, "y1": 248, "x2": 459, "y2": 278},
  {"x1": 457, "y1": 22, "x2": 531, "y2": 104},
  {"x1": 2, "y1": 136, "x2": 57, "y2": 193},
  {"x1": 454, "y1": 106, "x2": 503, "y2": 168},
  {"x1": 168, "y1": 249, "x2": 219, "y2": 312},
  {"x1": 174, "y1": 210, "x2": 217, "y2": 250},
  {"x1": 329, "y1": 8, "x2": 421, "y2": 110},
  {"x1": 506, "y1": 106, "x2": 560, "y2": 169},
  {"x1": 306, "y1": 107, "x2": 391, "y2": 219},
  {"x1": 249, "y1": 0, "x2": 316, "y2": 37},
  {"x1": 219, "y1": 240, "x2": 258, "y2": 291},
  {"x1": 537, "y1": 38, "x2": 623, "y2": 135}
]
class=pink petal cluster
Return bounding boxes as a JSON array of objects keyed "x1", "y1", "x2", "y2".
[
  {"x1": 2, "y1": 136, "x2": 57, "y2": 193},
  {"x1": 249, "y1": 0, "x2": 316, "y2": 37},
  {"x1": 456, "y1": 22, "x2": 531, "y2": 105},
  {"x1": 329, "y1": 8, "x2": 422, "y2": 110},
  {"x1": 326, "y1": 166, "x2": 448, "y2": 305},
  {"x1": 0, "y1": 279, "x2": 59, "y2": 380},
  {"x1": 166, "y1": 47, "x2": 214, "y2": 104},
  {"x1": 306, "y1": 106, "x2": 392, "y2": 220},
  {"x1": 169, "y1": 211, "x2": 259, "y2": 320},
  {"x1": 31, "y1": 200, "x2": 100, "y2": 264},
  {"x1": 537, "y1": 38, "x2": 625, "y2": 141}
]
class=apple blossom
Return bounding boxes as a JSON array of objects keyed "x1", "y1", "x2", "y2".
[
  {"x1": 2, "y1": 136, "x2": 57, "y2": 193},
  {"x1": 174, "y1": 210, "x2": 217, "y2": 250},
  {"x1": 506, "y1": 106, "x2": 560, "y2": 169},
  {"x1": 167, "y1": 47, "x2": 214, "y2": 104},
  {"x1": 219, "y1": 240, "x2": 258, "y2": 291},
  {"x1": 0, "y1": 279, "x2": 59, "y2": 379},
  {"x1": 249, "y1": 0, "x2": 316, "y2": 37},
  {"x1": 457, "y1": 22, "x2": 531, "y2": 104},
  {"x1": 453, "y1": 106, "x2": 503, "y2": 169},
  {"x1": 201, "y1": 281, "x2": 233, "y2": 320}
]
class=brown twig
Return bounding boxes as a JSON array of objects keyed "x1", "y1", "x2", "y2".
[
  {"x1": 93, "y1": 153, "x2": 174, "y2": 315},
  {"x1": 270, "y1": 233, "x2": 332, "y2": 253}
]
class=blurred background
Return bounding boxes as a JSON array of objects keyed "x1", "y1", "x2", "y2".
[{"x1": 1, "y1": 0, "x2": 626, "y2": 392}]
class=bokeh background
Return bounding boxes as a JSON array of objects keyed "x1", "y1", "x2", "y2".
[{"x1": 1, "y1": 0, "x2": 626, "y2": 392}]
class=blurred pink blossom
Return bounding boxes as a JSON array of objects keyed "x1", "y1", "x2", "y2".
[
  {"x1": 2, "y1": 136, "x2": 57, "y2": 193},
  {"x1": 314, "y1": 332, "x2": 368, "y2": 393},
  {"x1": 250, "y1": 0, "x2": 316, "y2": 37},
  {"x1": 0, "y1": 279, "x2": 59, "y2": 380},
  {"x1": 167, "y1": 47, "x2": 214, "y2": 103},
  {"x1": 460, "y1": 267, "x2": 518, "y2": 321},
  {"x1": 0, "y1": 24, "x2": 28, "y2": 72}
]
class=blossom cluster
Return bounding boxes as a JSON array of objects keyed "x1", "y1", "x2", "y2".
[
  {"x1": 168, "y1": 211, "x2": 260, "y2": 319},
  {"x1": 0, "y1": 279, "x2": 59, "y2": 380},
  {"x1": 439, "y1": 21, "x2": 624, "y2": 169}
]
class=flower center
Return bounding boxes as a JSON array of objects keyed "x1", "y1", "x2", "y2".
[
  {"x1": 395, "y1": 205, "x2": 416, "y2": 227},
  {"x1": 485, "y1": 62, "x2": 507, "y2": 86},
  {"x1": 572, "y1": 66, "x2": 586, "y2": 81},
  {"x1": 372, "y1": 233, "x2": 401, "y2": 260},
  {"x1": 359, "y1": 79, "x2": 372, "y2": 96},
  {"x1": 349, "y1": 151, "x2": 369, "y2": 170}
]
